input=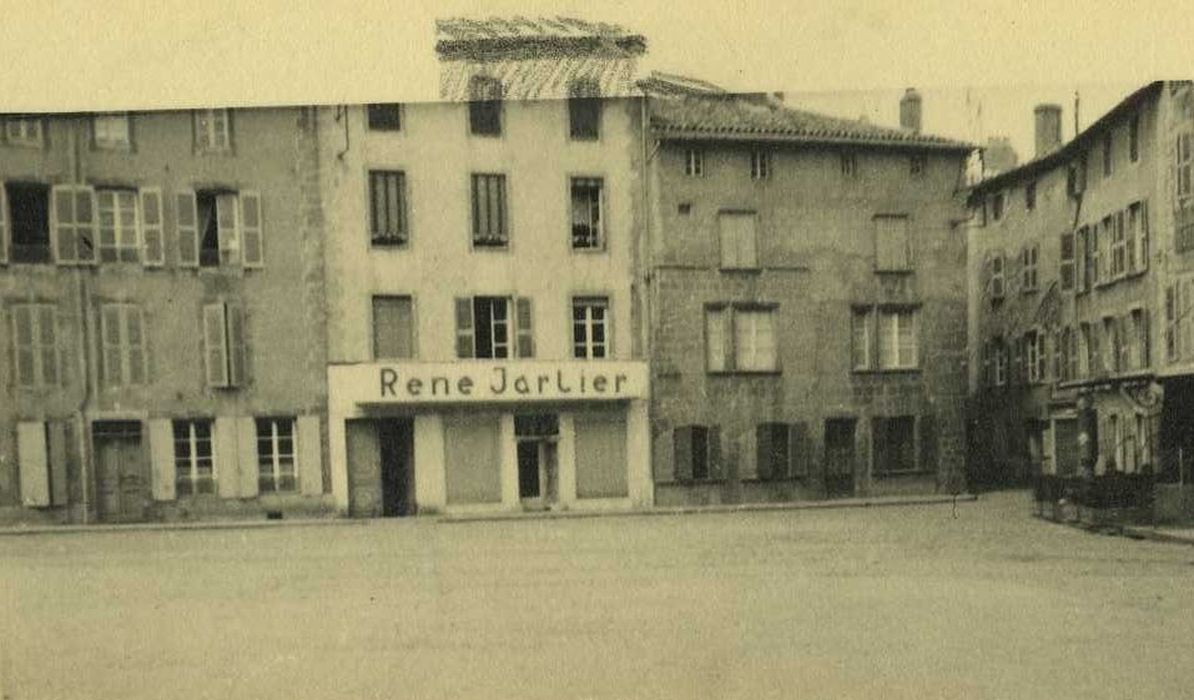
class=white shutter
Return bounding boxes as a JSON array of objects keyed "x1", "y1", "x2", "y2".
[
  {"x1": 705, "y1": 307, "x2": 728, "y2": 371},
  {"x1": 297, "y1": 415, "x2": 323, "y2": 496},
  {"x1": 237, "y1": 416, "x2": 259, "y2": 498},
  {"x1": 149, "y1": 418, "x2": 176, "y2": 501},
  {"x1": 216, "y1": 193, "x2": 240, "y2": 265},
  {"x1": 227, "y1": 304, "x2": 246, "y2": 387},
  {"x1": 0, "y1": 180, "x2": 8, "y2": 264},
  {"x1": 140, "y1": 187, "x2": 164, "y2": 266},
  {"x1": 240, "y1": 191, "x2": 263, "y2": 268},
  {"x1": 47, "y1": 420, "x2": 68, "y2": 506},
  {"x1": 76, "y1": 187, "x2": 97, "y2": 264},
  {"x1": 176, "y1": 191, "x2": 199, "y2": 267},
  {"x1": 718, "y1": 213, "x2": 757, "y2": 268},
  {"x1": 51, "y1": 185, "x2": 75, "y2": 264},
  {"x1": 203, "y1": 303, "x2": 229, "y2": 387},
  {"x1": 17, "y1": 421, "x2": 50, "y2": 507},
  {"x1": 214, "y1": 417, "x2": 240, "y2": 499},
  {"x1": 100, "y1": 304, "x2": 122, "y2": 386}
]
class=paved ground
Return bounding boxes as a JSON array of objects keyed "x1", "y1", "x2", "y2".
[{"x1": 2, "y1": 491, "x2": 1193, "y2": 700}]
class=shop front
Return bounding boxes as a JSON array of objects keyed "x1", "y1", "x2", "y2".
[{"x1": 327, "y1": 361, "x2": 652, "y2": 516}]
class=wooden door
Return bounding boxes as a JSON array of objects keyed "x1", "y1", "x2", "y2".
[{"x1": 94, "y1": 422, "x2": 148, "y2": 522}]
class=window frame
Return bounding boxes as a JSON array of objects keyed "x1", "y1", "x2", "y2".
[
  {"x1": 874, "y1": 214, "x2": 911, "y2": 272},
  {"x1": 749, "y1": 148, "x2": 771, "y2": 181},
  {"x1": 368, "y1": 169, "x2": 408, "y2": 247},
  {"x1": 256, "y1": 416, "x2": 297, "y2": 493},
  {"x1": 100, "y1": 302, "x2": 148, "y2": 386},
  {"x1": 1022, "y1": 243, "x2": 1039, "y2": 292},
  {"x1": 371, "y1": 294, "x2": 416, "y2": 360},
  {"x1": 366, "y1": 103, "x2": 403, "y2": 132},
  {"x1": 717, "y1": 209, "x2": 759, "y2": 270},
  {"x1": 470, "y1": 172, "x2": 509, "y2": 249},
  {"x1": 92, "y1": 112, "x2": 132, "y2": 150},
  {"x1": 571, "y1": 296, "x2": 610, "y2": 360},
  {"x1": 4, "y1": 117, "x2": 43, "y2": 148},
  {"x1": 193, "y1": 109, "x2": 233, "y2": 154},
  {"x1": 11, "y1": 302, "x2": 60, "y2": 388},
  {"x1": 566, "y1": 79, "x2": 601, "y2": 141},
  {"x1": 96, "y1": 187, "x2": 141, "y2": 263},
  {"x1": 467, "y1": 75, "x2": 504, "y2": 137},
  {"x1": 569, "y1": 176, "x2": 605, "y2": 251},
  {"x1": 684, "y1": 148, "x2": 705, "y2": 177},
  {"x1": 173, "y1": 418, "x2": 215, "y2": 497},
  {"x1": 705, "y1": 303, "x2": 779, "y2": 374}
]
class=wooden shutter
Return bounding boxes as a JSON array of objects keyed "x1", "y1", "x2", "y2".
[
  {"x1": 0, "y1": 180, "x2": 7, "y2": 264},
  {"x1": 1140, "y1": 200, "x2": 1150, "y2": 271},
  {"x1": 214, "y1": 417, "x2": 240, "y2": 498},
  {"x1": 17, "y1": 421, "x2": 49, "y2": 507},
  {"x1": 237, "y1": 416, "x2": 259, "y2": 498},
  {"x1": 790, "y1": 421, "x2": 810, "y2": 477},
  {"x1": 754, "y1": 424, "x2": 772, "y2": 481},
  {"x1": 100, "y1": 305, "x2": 122, "y2": 385},
  {"x1": 1126, "y1": 209, "x2": 1137, "y2": 272},
  {"x1": 216, "y1": 193, "x2": 240, "y2": 265},
  {"x1": 240, "y1": 191, "x2": 263, "y2": 268},
  {"x1": 176, "y1": 191, "x2": 199, "y2": 267},
  {"x1": 919, "y1": 414, "x2": 938, "y2": 474},
  {"x1": 673, "y1": 426, "x2": 693, "y2": 482},
  {"x1": 297, "y1": 415, "x2": 323, "y2": 496},
  {"x1": 1141, "y1": 309, "x2": 1151, "y2": 368},
  {"x1": 515, "y1": 297, "x2": 534, "y2": 358},
  {"x1": 140, "y1": 187, "x2": 164, "y2": 266},
  {"x1": 871, "y1": 417, "x2": 888, "y2": 476},
  {"x1": 203, "y1": 303, "x2": 229, "y2": 387},
  {"x1": 47, "y1": 420, "x2": 68, "y2": 506},
  {"x1": 707, "y1": 426, "x2": 723, "y2": 479},
  {"x1": 74, "y1": 187, "x2": 96, "y2": 264},
  {"x1": 149, "y1": 418, "x2": 176, "y2": 501},
  {"x1": 227, "y1": 304, "x2": 246, "y2": 387},
  {"x1": 51, "y1": 185, "x2": 75, "y2": 264},
  {"x1": 455, "y1": 298, "x2": 475, "y2": 358}
]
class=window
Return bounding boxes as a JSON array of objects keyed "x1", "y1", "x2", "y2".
[
  {"x1": 1053, "y1": 328, "x2": 1066, "y2": 382},
  {"x1": 97, "y1": 188, "x2": 139, "y2": 262},
  {"x1": 910, "y1": 154, "x2": 926, "y2": 177},
  {"x1": 1104, "y1": 316, "x2": 1121, "y2": 374},
  {"x1": 878, "y1": 308, "x2": 918, "y2": 369},
  {"x1": 183, "y1": 189, "x2": 263, "y2": 268},
  {"x1": 685, "y1": 148, "x2": 704, "y2": 177},
  {"x1": 567, "y1": 79, "x2": 600, "y2": 140},
  {"x1": 173, "y1": 419, "x2": 214, "y2": 496},
  {"x1": 256, "y1": 417, "x2": 296, "y2": 493},
  {"x1": 1129, "y1": 200, "x2": 1149, "y2": 270},
  {"x1": 1102, "y1": 131, "x2": 1113, "y2": 177},
  {"x1": 1025, "y1": 181, "x2": 1036, "y2": 210},
  {"x1": 572, "y1": 296, "x2": 609, "y2": 359},
  {"x1": 5, "y1": 182, "x2": 51, "y2": 263},
  {"x1": 455, "y1": 296, "x2": 533, "y2": 359},
  {"x1": 372, "y1": 295, "x2": 414, "y2": 359},
  {"x1": 673, "y1": 425, "x2": 716, "y2": 481},
  {"x1": 369, "y1": 170, "x2": 407, "y2": 246},
  {"x1": 1066, "y1": 326, "x2": 1079, "y2": 380},
  {"x1": 194, "y1": 109, "x2": 231, "y2": 152},
  {"x1": 202, "y1": 302, "x2": 246, "y2": 388},
  {"x1": 93, "y1": 113, "x2": 131, "y2": 149},
  {"x1": 991, "y1": 192, "x2": 1004, "y2": 221},
  {"x1": 1060, "y1": 232, "x2": 1075, "y2": 291},
  {"x1": 366, "y1": 104, "x2": 403, "y2": 131},
  {"x1": 756, "y1": 423, "x2": 807, "y2": 480},
  {"x1": 1081, "y1": 322, "x2": 1100, "y2": 376},
  {"x1": 1025, "y1": 330, "x2": 1045, "y2": 383},
  {"x1": 11, "y1": 303, "x2": 59, "y2": 387},
  {"x1": 1178, "y1": 132, "x2": 1192, "y2": 203},
  {"x1": 990, "y1": 253, "x2": 1005, "y2": 299},
  {"x1": 718, "y1": 211, "x2": 758, "y2": 269},
  {"x1": 1110, "y1": 211, "x2": 1127, "y2": 278},
  {"x1": 1130, "y1": 308, "x2": 1150, "y2": 370},
  {"x1": 706, "y1": 305, "x2": 777, "y2": 372},
  {"x1": 1022, "y1": 243, "x2": 1039, "y2": 292},
  {"x1": 851, "y1": 307, "x2": 873, "y2": 371},
  {"x1": 100, "y1": 303, "x2": 147, "y2": 386},
  {"x1": 1067, "y1": 156, "x2": 1087, "y2": 197},
  {"x1": 471, "y1": 173, "x2": 508, "y2": 247},
  {"x1": 4, "y1": 117, "x2": 42, "y2": 146},
  {"x1": 1129, "y1": 113, "x2": 1140, "y2": 163},
  {"x1": 468, "y1": 76, "x2": 503, "y2": 136},
  {"x1": 750, "y1": 149, "x2": 770, "y2": 180},
  {"x1": 1166, "y1": 284, "x2": 1179, "y2": 362},
  {"x1": 570, "y1": 177, "x2": 604, "y2": 249},
  {"x1": 875, "y1": 215, "x2": 911, "y2": 271},
  {"x1": 52, "y1": 185, "x2": 98, "y2": 265},
  {"x1": 992, "y1": 337, "x2": 1007, "y2": 386},
  {"x1": 872, "y1": 415, "x2": 916, "y2": 475},
  {"x1": 840, "y1": 152, "x2": 857, "y2": 178}
]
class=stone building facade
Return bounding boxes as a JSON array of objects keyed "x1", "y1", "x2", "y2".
[
  {"x1": 641, "y1": 81, "x2": 974, "y2": 505},
  {"x1": 0, "y1": 108, "x2": 331, "y2": 525}
]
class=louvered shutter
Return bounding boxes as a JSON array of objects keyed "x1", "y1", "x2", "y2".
[
  {"x1": 515, "y1": 297, "x2": 534, "y2": 358},
  {"x1": 237, "y1": 416, "x2": 259, "y2": 498},
  {"x1": 227, "y1": 304, "x2": 246, "y2": 387},
  {"x1": 17, "y1": 422, "x2": 50, "y2": 507},
  {"x1": 0, "y1": 180, "x2": 7, "y2": 264},
  {"x1": 101, "y1": 305, "x2": 122, "y2": 386},
  {"x1": 1141, "y1": 309, "x2": 1151, "y2": 368},
  {"x1": 140, "y1": 187, "x2": 164, "y2": 266},
  {"x1": 755, "y1": 424, "x2": 772, "y2": 480},
  {"x1": 871, "y1": 417, "x2": 888, "y2": 476},
  {"x1": 1140, "y1": 200, "x2": 1150, "y2": 271},
  {"x1": 75, "y1": 187, "x2": 96, "y2": 264},
  {"x1": 790, "y1": 422, "x2": 810, "y2": 477},
  {"x1": 214, "y1": 417, "x2": 240, "y2": 498},
  {"x1": 203, "y1": 303, "x2": 229, "y2": 387},
  {"x1": 149, "y1": 418, "x2": 176, "y2": 501},
  {"x1": 51, "y1": 185, "x2": 75, "y2": 264},
  {"x1": 707, "y1": 426, "x2": 723, "y2": 479},
  {"x1": 673, "y1": 427, "x2": 693, "y2": 482},
  {"x1": 216, "y1": 193, "x2": 240, "y2": 265},
  {"x1": 297, "y1": 415, "x2": 323, "y2": 496},
  {"x1": 455, "y1": 298, "x2": 475, "y2": 358},
  {"x1": 47, "y1": 420, "x2": 68, "y2": 506},
  {"x1": 176, "y1": 191, "x2": 199, "y2": 267},
  {"x1": 240, "y1": 191, "x2": 263, "y2": 268},
  {"x1": 919, "y1": 414, "x2": 938, "y2": 474}
]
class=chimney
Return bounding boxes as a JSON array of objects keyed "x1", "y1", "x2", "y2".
[
  {"x1": 1034, "y1": 104, "x2": 1063, "y2": 157},
  {"x1": 900, "y1": 87, "x2": 922, "y2": 134}
]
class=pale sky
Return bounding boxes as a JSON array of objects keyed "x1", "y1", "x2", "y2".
[{"x1": 0, "y1": 0, "x2": 1187, "y2": 159}]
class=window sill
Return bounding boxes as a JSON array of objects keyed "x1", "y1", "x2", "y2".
[
  {"x1": 707, "y1": 369, "x2": 782, "y2": 377},
  {"x1": 718, "y1": 266, "x2": 761, "y2": 274},
  {"x1": 370, "y1": 241, "x2": 410, "y2": 250},
  {"x1": 571, "y1": 246, "x2": 607, "y2": 254},
  {"x1": 873, "y1": 470, "x2": 935, "y2": 478},
  {"x1": 471, "y1": 242, "x2": 510, "y2": 251},
  {"x1": 874, "y1": 268, "x2": 914, "y2": 275},
  {"x1": 661, "y1": 478, "x2": 727, "y2": 486},
  {"x1": 852, "y1": 367, "x2": 921, "y2": 375}
]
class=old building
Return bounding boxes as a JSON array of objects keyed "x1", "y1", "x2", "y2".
[
  {"x1": 321, "y1": 18, "x2": 653, "y2": 517},
  {"x1": 0, "y1": 108, "x2": 332, "y2": 524},
  {"x1": 967, "y1": 81, "x2": 1194, "y2": 520},
  {"x1": 641, "y1": 79, "x2": 974, "y2": 505}
]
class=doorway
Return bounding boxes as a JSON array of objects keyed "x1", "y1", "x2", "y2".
[
  {"x1": 824, "y1": 418, "x2": 856, "y2": 498},
  {"x1": 378, "y1": 418, "x2": 415, "y2": 517},
  {"x1": 515, "y1": 414, "x2": 559, "y2": 509},
  {"x1": 93, "y1": 421, "x2": 148, "y2": 522}
]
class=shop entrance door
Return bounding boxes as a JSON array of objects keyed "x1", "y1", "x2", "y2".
[
  {"x1": 515, "y1": 414, "x2": 559, "y2": 510},
  {"x1": 93, "y1": 421, "x2": 149, "y2": 523},
  {"x1": 379, "y1": 418, "x2": 415, "y2": 517},
  {"x1": 824, "y1": 418, "x2": 856, "y2": 498}
]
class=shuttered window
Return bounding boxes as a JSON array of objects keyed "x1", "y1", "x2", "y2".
[
  {"x1": 11, "y1": 303, "x2": 59, "y2": 387},
  {"x1": 455, "y1": 296, "x2": 530, "y2": 359},
  {"x1": 756, "y1": 422, "x2": 809, "y2": 480},
  {"x1": 568, "y1": 79, "x2": 600, "y2": 140},
  {"x1": 52, "y1": 185, "x2": 97, "y2": 265},
  {"x1": 97, "y1": 189, "x2": 140, "y2": 263},
  {"x1": 877, "y1": 308, "x2": 918, "y2": 369},
  {"x1": 256, "y1": 417, "x2": 296, "y2": 493},
  {"x1": 372, "y1": 295, "x2": 414, "y2": 359},
  {"x1": 1059, "y1": 232, "x2": 1075, "y2": 290},
  {"x1": 572, "y1": 297, "x2": 609, "y2": 359},
  {"x1": 570, "y1": 177, "x2": 604, "y2": 249},
  {"x1": 673, "y1": 425, "x2": 720, "y2": 482},
  {"x1": 875, "y1": 215, "x2": 911, "y2": 271},
  {"x1": 194, "y1": 109, "x2": 232, "y2": 152},
  {"x1": 179, "y1": 190, "x2": 262, "y2": 268},
  {"x1": 718, "y1": 211, "x2": 758, "y2": 269},
  {"x1": 93, "y1": 113, "x2": 131, "y2": 149},
  {"x1": 706, "y1": 305, "x2": 777, "y2": 372},
  {"x1": 369, "y1": 171, "x2": 407, "y2": 246},
  {"x1": 100, "y1": 303, "x2": 147, "y2": 386},
  {"x1": 872, "y1": 415, "x2": 917, "y2": 475},
  {"x1": 173, "y1": 419, "x2": 215, "y2": 496},
  {"x1": 471, "y1": 173, "x2": 508, "y2": 247},
  {"x1": 203, "y1": 302, "x2": 246, "y2": 388}
]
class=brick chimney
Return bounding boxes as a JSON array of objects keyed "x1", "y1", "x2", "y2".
[
  {"x1": 900, "y1": 88, "x2": 922, "y2": 134},
  {"x1": 1034, "y1": 104, "x2": 1063, "y2": 157}
]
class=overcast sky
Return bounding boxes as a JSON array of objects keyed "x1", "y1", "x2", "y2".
[{"x1": 0, "y1": 0, "x2": 1186, "y2": 159}]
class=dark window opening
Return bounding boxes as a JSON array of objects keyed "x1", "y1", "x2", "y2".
[
  {"x1": 473, "y1": 296, "x2": 509, "y2": 359},
  {"x1": 690, "y1": 426, "x2": 710, "y2": 480},
  {"x1": 196, "y1": 190, "x2": 220, "y2": 267},
  {"x1": 468, "y1": 76, "x2": 503, "y2": 136},
  {"x1": 568, "y1": 79, "x2": 600, "y2": 140},
  {"x1": 873, "y1": 415, "x2": 917, "y2": 475},
  {"x1": 7, "y1": 182, "x2": 50, "y2": 263},
  {"x1": 366, "y1": 104, "x2": 402, "y2": 131},
  {"x1": 471, "y1": 173, "x2": 508, "y2": 246},
  {"x1": 570, "y1": 177, "x2": 603, "y2": 249}
]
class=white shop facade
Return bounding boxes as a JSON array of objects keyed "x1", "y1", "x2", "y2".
[{"x1": 327, "y1": 360, "x2": 652, "y2": 517}]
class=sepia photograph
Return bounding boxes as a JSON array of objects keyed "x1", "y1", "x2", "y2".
[{"x1": 1, "y1": 1, "x2": 1193, "y2": 698}]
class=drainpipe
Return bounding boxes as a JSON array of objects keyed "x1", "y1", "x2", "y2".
[{"x1": 69, "y1": 118, "x2": 95, "y2": 525}]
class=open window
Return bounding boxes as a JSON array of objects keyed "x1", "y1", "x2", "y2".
[
  {"x1": 468, "y1": 76, "x2": 503, "y2": 136},
  {"x1": 5, "y1": 182, "x2": 51, "y2": 263},
  {"x1": 178, "y1": 189, "x2": 262, "y2": 268}
]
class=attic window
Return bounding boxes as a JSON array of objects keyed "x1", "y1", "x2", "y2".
[
  {"x1": 840, "y1": 152, "x2": 858, "y2": 178},
  {"x1": 749, "y1": 149, "x2": 770, "y2": 180},
  {"x1": 468, "y1": 76, "x2": 503, "y2": 136},
  {"x1": 568, "y1": 79, "x2": 600, "y2": 140}
]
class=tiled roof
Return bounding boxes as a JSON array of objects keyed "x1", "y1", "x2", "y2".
[
  {"x1": 647, "y1": 89, "x2": 973, "y2": 151},
  {"x1": 436, "y1": 16, "x2": 642, "y2": 42}
]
